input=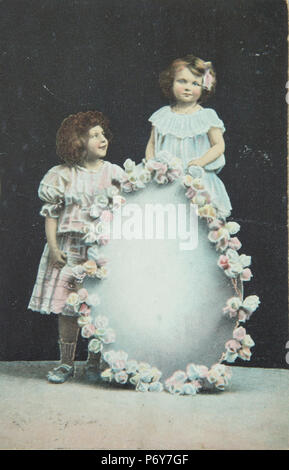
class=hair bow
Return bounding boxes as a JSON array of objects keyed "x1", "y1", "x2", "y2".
[{"x1": 203, "y1": 68, "x2": 214, "y2": 91}]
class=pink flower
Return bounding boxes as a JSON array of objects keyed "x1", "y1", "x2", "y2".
[
  {"x1": 225, "y1": 339, "x2": 242, "y2": 353},
  {"x1": 100, "y1": 210, "x2": 113, "y2": 223},
  {"x1": 228, "y1": 237, "x2": 242, "y2": 251},
  {"x1": 218, "y1": 255, "x2": 230, "y2": 270},
  {"x1": 155, "y1": 173, "x2": 168, "y2": 184},
  {"x1": 238, "y1": 347, "x2": 252, "y2": 361},
  {"x1": 233, "y1": 326, "x2": 246, "y2": 342},
  {"x1": 185, "y1": 187, "x2": 197, "y2": 199},
  {"x1": 167, "y1": 169, "x2": 181, "y2": 181},
  {"x1": 208, "y1": 218, "x2": 223, "y2": 231},
  {"x1": 78, "y1": 302, "x2": 91, "y2": 316},
  {"x1": 102, "y1": 328, "x2": 116, "y2": 344},
  {"x1": 241, "y1": 268, "x2": 253, "y2": 281},
  {"x1": 81, "y1": 323, "x2": 96, "y2": 338}
]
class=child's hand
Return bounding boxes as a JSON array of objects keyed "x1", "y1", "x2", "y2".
[
  {"x1": 49, "y1": 247, "x2": 67, "y2": 269},
  {"x1": 188, "y1": 158, "x2": 204, "y2": 167}
]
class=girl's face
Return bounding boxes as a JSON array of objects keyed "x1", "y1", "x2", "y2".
[
  {"x1": 172, "y1": 67, "x2": 203, "y2": 105},
  {"x1": 86, "y1": 125, "x2": 108, "y2": 159}
]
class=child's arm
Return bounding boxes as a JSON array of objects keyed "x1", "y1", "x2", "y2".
[
  {"x1": 145, "y1": 126, "x2": 155, "y2": 161},
  {"x1": 45, "y1": 216, "x2": 67, "y2": 269},
  {"x1": 188, "y1": 128, "x2": 225, "y2": 167}
]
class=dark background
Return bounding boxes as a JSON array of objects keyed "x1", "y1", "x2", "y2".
[{"x1": 0, "y1": 0, "x2": 288, "y2": 368}]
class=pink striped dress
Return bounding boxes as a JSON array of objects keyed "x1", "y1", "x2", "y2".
[{"x1": 28, "y1": 161, "x2": 126, "y2": 315}]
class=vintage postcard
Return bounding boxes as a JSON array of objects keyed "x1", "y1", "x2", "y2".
[{"x1": 0, "y1": 0, "x2": 288, "y2": 451}]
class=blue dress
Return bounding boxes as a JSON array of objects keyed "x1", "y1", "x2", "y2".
[{"x1": 149, "y1": 106, "x2": 232, "y2": 217}]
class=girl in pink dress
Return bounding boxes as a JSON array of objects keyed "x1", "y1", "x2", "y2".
[{"x1": 28, "y1": 111, "x2": 126, "y2": 383}]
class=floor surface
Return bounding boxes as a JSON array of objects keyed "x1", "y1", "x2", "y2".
[{"x1": 0, "y1": 362, "x2": 288, "y2": 450}]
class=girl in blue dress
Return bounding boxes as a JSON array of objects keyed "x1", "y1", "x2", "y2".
[{"x1": 145, "y1": 54, "x2": 232, "y2": 217}]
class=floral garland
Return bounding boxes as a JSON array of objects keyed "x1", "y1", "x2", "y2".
[{"x1": 60, "y1": 152, "x2": 260, "y2": 396}]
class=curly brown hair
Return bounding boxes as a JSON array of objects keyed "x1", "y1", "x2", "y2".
[
  {"x1": 159, "y1": 54, "x2": 216, "y2": 104},
  {"x1": 56, "y1": 110, "x2": 112, "y2": 165}
]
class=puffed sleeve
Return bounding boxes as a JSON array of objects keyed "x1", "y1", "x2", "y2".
[
  {"x1": 205, "y1": 108, "x2": 226, "y2": 133},
  {"x1": 111, "y1": 163, "x2": 128, "y2": 183},
  {"x1": 38, "y1": 165, "x2": 69, "y2": 218}
]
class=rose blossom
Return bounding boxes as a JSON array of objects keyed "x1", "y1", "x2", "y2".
[
  {"x1": 94, "y1": 315, "x2": 109, "y2": 329},
  {"x1": 218, "y1": 255, "x2": 230, "y2": 270},
  {"x1": 241, "y1": 334, "x2": 255, "y2": 348},
  {"x1": 88, "y1": 338, "x2": 103, "y2": 354},
  {"x1": 240, "y1": 268, "x2": 253, "y2": 281},
  {"x1": 123, "y1": 158, "x2": 136, "y2": 173},
  {"x1": 77, "y1": 315, "x2": 92, "y2": 327},
  {"x1": 233, "y1": 326, "x2": 246, "y2": 342},
  {"x1": 155, "y1": 173, "x2": 168, "y2": 184},
  {"x1": 228, "y1": 237, "x2": 242, "y2": 251},
  {"x1": 83, "y1": 260, "x2": 98, "y2": 277},
  {"x1": 191, "y1": 178, "x2": 204, "y2": 190},
  {"x1": 183, "y1": 174, "x2": 194, "y2": 187},
  {"x1": 185, "y1": 187, "x2": 197, "y2": 199},
  {"x1": 90, "y1": 204, "x2": 101, "y2": 219},
  {"x1": 77, "y1": 288, "x2": 89, "y2": 302},
  {"x1": 106, "y1": 185, "x2": 119, "y2": 199},
  {"x1": 242, "y1": 295, "x2": 260, "y2": 313},
  {"x1": 225, "y1": 221, "x2": 240, "y2": 235},
  {"x1": 81, "y1": 323, "x2": 96, "y2": 338},
  {"x1": 198, "y1": 204, "x2": 217, "y2": 219},
  {"x1": 65, "y1": 292, "x2": 80, "y2": 310},
  {"x1": 101, "y1": 369, "x2": 113, "y2": 382},
  {"x1": 225, "y1": 339, "x2": 242, "y2": 353},
  {"x1": 78, "y1": 302, "x2": 91, "y2": 316},
  {"x1": 238, "y1": 347, "x2": 252, "y2": 361}
]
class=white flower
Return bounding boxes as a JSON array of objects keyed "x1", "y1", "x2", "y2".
[
  {"x1": 88, "y1": 338, "x2": 103, "y2": 354},
  {"x1": 211, "y1": 363, "x2": 227, "y2": 376},
  {"x1": 136, "y1": 381, "x2": 149, "y2": 392},
  {"x1": 192, "y1": 194, "x2": 207, "y2": 206},
  {"x1": 86, "y1": 293, "x2": 100, "y2": 307},
  {"x1": 123, "y1": 158, "x2": 136, "y2": 173},
  {"x1": 242, "y1": 295, "x2": 260, "y2": 313},
  {"x1": 169, "y1": 157, "x2": 182, "y2": 170},
  {"x1": 241, "y1": 334, "x2": 255, "y2": 348},
  {"x1": 77, "y1": 315, "x2": 92, "y2": 327},
  {"x1": 94, "y1": 315, "x2": 109, "y2": 329},
  {"x1": 106, "y1": 185, "x2": 119, "y2": 199},
  {"x1": 139, "y1": 169, "x2": 152, "y2": 184},
  {"x1": 224, "y1": 351, "x2": 238, "y2": 363},
  {"x1": 90, "y1": 204, "x2": 101, "y2": 219},
  {"x1": 129, "y1": 373, "x2": 141, "y2": 386},
  {"x1": 182, "y1": 174, "x2": 194, "y2": 187},
  {"x1": 65, "y1": 292, "x2": 80, "y2": 311},
  {"x1": 181, "y1": 383, "x2": 197, "y2": 395},
  {"x1": 225, "y1": 221, "x2": 241, "y2": 235},
  {"x1": 239, "y1": 254, "x2": 251, "y2": 268},
  {"x1": 148, "y1": 382, "x2": 164, "y2": 392},
  {"x1": 101, "y1": 369, "x2": 113, "y2": 382},
  {"x1": 95, "y1": 194, "x2": 109, "y2": 209}
]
